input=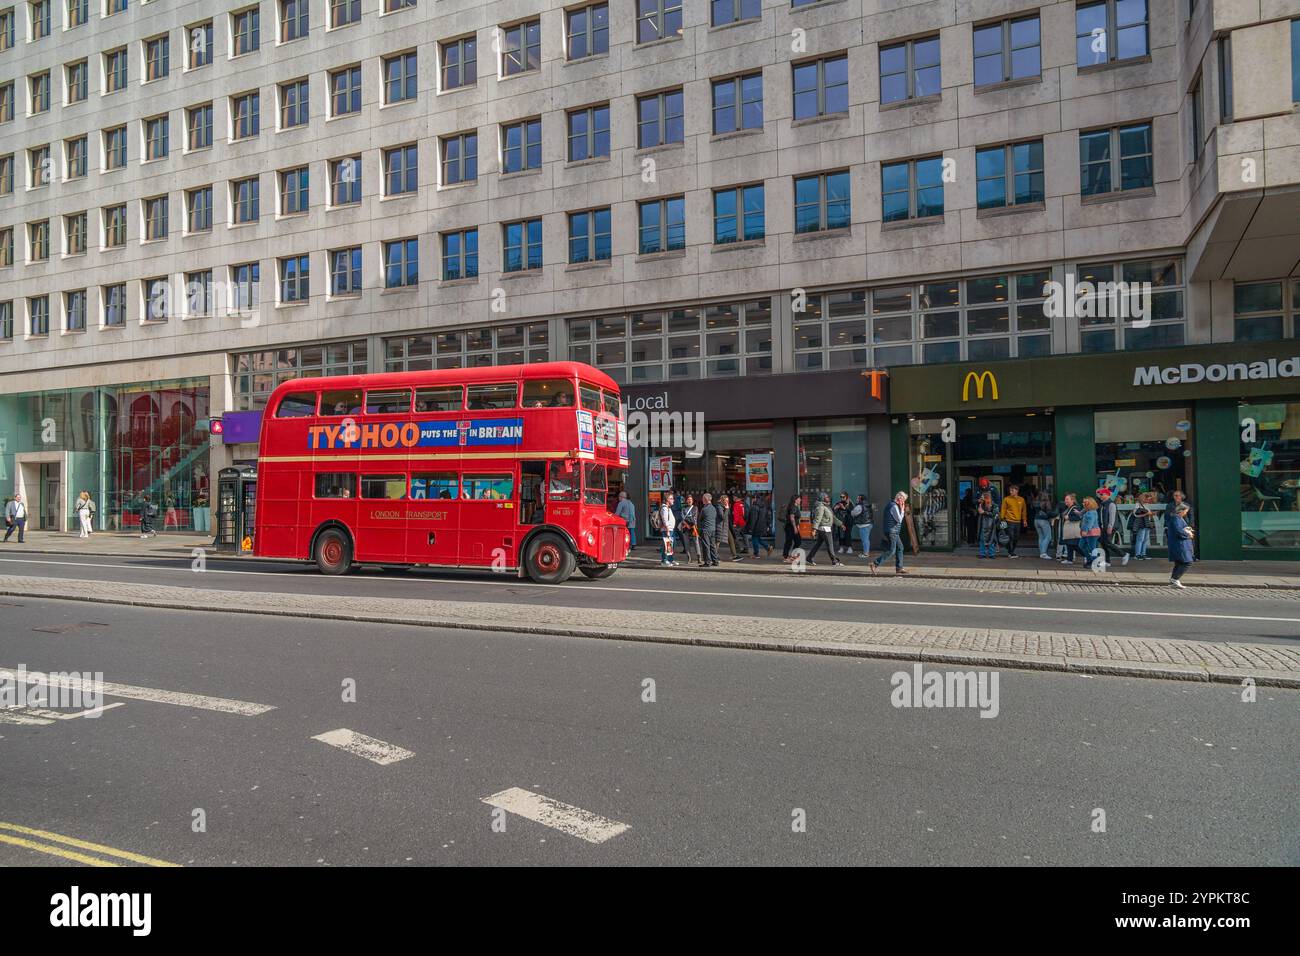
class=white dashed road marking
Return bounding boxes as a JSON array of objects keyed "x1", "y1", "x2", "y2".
[
  {"x1": 482, "y1": 787, "x2": 630, "y2": 844},
  {"x1": 0, "y1": 667, "x2": 275, "y2": 716},
  {"x1": 311, "y1": 728, "x2": 414, "y2": 765}
]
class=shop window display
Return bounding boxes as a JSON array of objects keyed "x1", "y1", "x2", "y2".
[
  {"x1": 1239, "y1": 402, "x2": 1300, "y2": 549},
  {"x1": 1094, "y1": 407, "x2": 1192, "y2": 550}
]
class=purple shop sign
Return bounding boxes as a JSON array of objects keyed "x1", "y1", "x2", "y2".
[{"x1": 220, "y1": 410, "x2": 263, "y2": 444}]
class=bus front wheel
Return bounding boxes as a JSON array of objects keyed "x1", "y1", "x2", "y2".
[
  {"x1": 525, "y1": 533, "x2": 576, "y2": 584},
  {"x1": 314, "y1": 528, "x2": 353, "y2": 576},
  {"x1": 579, "y1": 564, "x2": 616, "y2": 580}
]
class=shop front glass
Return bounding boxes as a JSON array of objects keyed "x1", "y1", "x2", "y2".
[
  {"x1": 644, "y1": 424, "x2": 774, "y2": 537},
  {"x1": 1239, "y1": 402, "x2": 1300, "y2": 549},
  {"x1": 797, "y1": 417, "x2": 867, "y2": 507},
  {"x1": 1093, "y1": 407, "x2": 1192, "y2": 550},
  {"x1": 0, "y1": 379, "x2": 211, "y2": 533},
  {"x1": 907, "y1": 422, "x2": 951, "y2": 548}
]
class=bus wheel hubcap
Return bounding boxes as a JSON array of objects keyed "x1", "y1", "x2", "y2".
[
  {"x1": 536, "y1": 544, "x2": 560, "y2": 571},
  {"x1": 324, "y1": 540, "x2": 342, "y2": 565}
]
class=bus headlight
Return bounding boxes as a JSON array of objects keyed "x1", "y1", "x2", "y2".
[{"x1": 585, "y1": 532, "x2": 595, "y2": 546}]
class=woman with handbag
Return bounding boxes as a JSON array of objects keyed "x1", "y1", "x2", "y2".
[
  {"x1": 1058, "y1": 493, "x2": 1083, "y2": 565},
  {"x1": 680, "y1": 494, "x2": 701, "y2": 566},
  {"x1": 1078, "y1": 497, "x2": 1101, "y2": 565}
]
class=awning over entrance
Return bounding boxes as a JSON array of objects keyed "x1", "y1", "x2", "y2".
[{"x1": 1187, "y1": 185, "x2": 1300, "y2": 282}]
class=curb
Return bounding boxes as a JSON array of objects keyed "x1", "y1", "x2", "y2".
[{"x1": 1, "y1": 582, "x2": 1297, "y2": 690}]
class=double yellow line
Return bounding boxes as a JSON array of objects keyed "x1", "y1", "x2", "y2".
[{"x1": 0, "y1": 823, "x2": 179, "y2": 867}]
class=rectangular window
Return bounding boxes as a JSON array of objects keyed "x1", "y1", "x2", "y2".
[
  {"x1": 103, "y1": 284, "x2": 125, "y2": 325},
  {"x1": 67, "y1": 0, "x2": 87, "y2": 28},
  {"x1": 383, "y1": 144, "x2": 418, "y2": 195},
  {"x1": 502, "y1": 118, "x2": 542, "y2": 172},
  {"x1": 503, "y1": 219, "x2": 542, "y2": 272},
  {"x1": 0, "y1": 82, "x2": 12, "y2": 123},
  {"x1": 638, "y1": 197, "x2": 685, "y2": 254},
  {"x1": 712, "y1": 73, "x2": 763, "y2": 134},
  {"x1": 281, "y1": 79, "x2": 309, "y2": 128},
  {"x1": 331, "y1": 0, "x2": 360, "y2": 28},
  {"x1": 280, "y1": 166, "x2": 309, "y2": 215},
  {"x1": 1291, "y1": 18, "x2": 1299, "y2": 104},
  {"x1": 65, "y1": 290, "x2": 86, "y2": 331},
  {"x1": 414, "y1": 386, "x2": 464, "y2": 412},
  {"x1": 30, "y1": 0, "x2": 48, "y2": 38},
  {"x1": 384, "y1": 238, "x2": 419, "y2": 286},
  {"x1": 1218, "y1": 36, "x2": 1232, "y2": 122},
  {"x1": 795, "y1": 170, "x2": 852, "y2": 232},
  {"x1": 792, "y1": 55, "x2": 848, "y2": 120},
  {"x1": 711, "y1": 0, "x2": 760, "y2": 26},
  {"x1": 466, "y1": 385, "x2": 517, "y2": 410},
  {"x1": 637, "y1": 89, "x2": 684, "y2": 148},
  {"x1": 232, "y1": 262, "x2": 260, "y2": 310},
  {"x1": 65, "y1": 136, "x2": 87, "y2": 178},
  {"x1": 384, "y1": 0, "x2": 415, "y2": 11},
  {"x1": 636, "y1": 0, "x2": 681, "y2": 44},
  {"x1": 0, "y1": 9, "x2": 13, "y2": 51},
  {"x1": 1076, "y1": 0, "x2": 1148, "y2": 67},
  {"x1": 568, "y1": 207, "x2": 612, "y2": 263},
  {"x1": 64, "y1": 211, "x2": 86, "y2": 254},
  {"x1": 442, "y1": 229, "x2": 478, "y2": 280},
  {"x1": 330, "y1": 65, "x2": 361, "y2": 115},
  {"x1": 330, "y1": 247, "x2": 362, "y2": 295},
  {"x1": 30, "y1": 71, "x2": 50, "y2": 113},
  {"x1": 280, "y1": 0, "x2": 308, "y2": 42},
  {"x1": 364, "y1": 390, "x2": 411, "y2": 415},
  {"x1": 567, "y1": 3, "x2": 608, "y2": 60},
  {"x1": 232, "y1": 91, "x2": 260, "y2": 139},
  {"x1": 1191, "y1": 77, "x2": 1204, "y2": 161},
  {"x1": 103, "y1": 204, "x2": 126, "y2": 247},
  {"x1": 0, "y1": 301, "x2": 11, "y2": 340},
  {"x1": 441, "y1": 132, "x2": 477, "y2": 184},
  {"x1": 66, "y1": 60, "x2": 87, "y2": 103},
  {"x1": 567, "y1": 105, "x2": 610, "y2": 161},
  {"x1": 187, "y1": 186, "x2": 212, "y2": 232},
  {"x1": 280, "y1": 255, "x2": 310, "y2": 302},
  {"x1": 714, "y1": 183, "x2": 765, "y2": 243},
  {"x1": 145, "y1": 115, "x2": 169, "y2": 160},
  {"x1": 29, "y1": 144, "x2": 50, "y2": 187},
  {"x1": 314, "y1": 474, "x2": 357, "y2": 499},
  {"x1": 233, "y1": 7, "x2": 260, "y2": 56},
  {"x1": 105, "y1": 0, "x2": 124, "y2": 15},
  {"x1": 29, "y1": 296, "x2": 49, "y2": 335},
  {"x1": 0, "y1": 154, "x2": 11, "y2": 195},
  {"x1": 973, "y1": 15, "x2": 1041, "y2": 87},
  {"x1": 360, "y1": 475, "x2": 406, "y2": 500},
  {"x1": 145, "y1": 35, "x2": 169, "y2": 81},
  {"x1": 188, "y1": 21, "x2": 213, "y2": 69},
  {"x1": 464, "y1": 474, "x2": 514, "y2": 499},
  {"x1": 0, "y1": 227, "x2": 10, "y2": 266},
  {"x1": 1240, "y1": 400, "x2": 1300, "y2": 548},
  {"x1": 144, "y1": 195, "x2": 168, "y2": 240},
  {"x1": 330, "y1": 156, "x2": 361, "y2": 205},
  {"x1": 185, "y1": 270, "x2": 214, "y2": 316},
  {"x1": 501, "y1": 19, "x2": 540, "y2": 75},
  {"x1": 104, "y1": 126, "x2": 126, "y2": 169},
  {"x1": 881, "y1": 158, "x2": 943, "y2": 222},
  {"x1": 29, "y1": 219, "x2": 49, "y2": 260},
  {"x1": 411, "y1": 473, "x2": 458, "y2": 499},
  {"x1": 441, "y1": 36, "x2": 476, "y2": 90},
  {"x1": 233, "y1": 176, "x2": 260, "y2": 223},
  {"x1": 105, "y1": 47, "x2": 127, "y2": 92},
  {"x1": 1079, "y1": 122, "x2": 1152, "y2": 196},
  {"x1": 187, "y1": 103, "x2": 213, "y2": 149},
  {"x1": 879, "y1": 36, "x2": 940, "y2": 104},
  {"x1": 975, "y1": 141, "x2": 1044, "y2": 209},
  {"x1": 384, "y1": 52, "x2": 417, "y2": 104},
  {"x1": 1233, "y1": 281, "x2": 1285, "y2": 342}
]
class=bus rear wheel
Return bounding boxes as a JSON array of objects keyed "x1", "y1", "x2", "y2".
[
  {"x1": 525, "y1": 533, "x2": 576, "y2": 584},
  {"x1": 314, "y1": 528, "x2": 353, "y2": 576},
  {"x1": 579, "y1": 564, "x2": 616, "y2": 580}
]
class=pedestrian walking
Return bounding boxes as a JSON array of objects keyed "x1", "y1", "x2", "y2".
[
  {"x1": 805, "y1": 493, "x2": 844, "y2": 566},
  {"x1": 998, "y1": 484, "x2": 1029, "y2": 558},
  {"x1": 1167, "y1": 502, "x2": 1195, "y2": 588},
  {"x1": 614, "y1": 490, "x2": 637, "y2": 549},
  {"x1": 1096, "y1": 487, "x2": 1129, "y2": 566},
  {"x1": 745, "y1": 493, "x2": 773, "y2": 557},
  {"x1": 697, "y1": 492, "x2": 719, "y2": 566},
  {"x1": 1132, "y1": 493, "x2": 1155, "y2": 560},
  {"x1": 1032, "y1": 490, "x2": 1054, "y2": 559},
  {"x1": 3, "y1": 493, "x2": 27, "y2": 543},
  {"x1": 977, "y1": 492, "x2": 998, "y2": 559},
  {"x1": 870, "y1": 492, "x2": 909, "y2": 574},
  {"x1": 1057, "y1": 493, "x2": 1083, "y2": 564},
  {"x1": 75, "y1": 490, "x2": 96, "y2": 538},
  {"x1": 851, "y1": 494, "x2": 875, "y2": 560},
  {"x1": 832, "y1": 493, "x2": 853, "y2": 554},
  {"x1": 1078, "y1": 496, "x2": 1101, "y2": 567},
  {"x1": 680, "y1": 494, "x2": 702, "y2": 565},
  {"x1": 655, "y1": 492, "x2": 677, "y2": 566},
  {"x1": 782, "y1": 495, "x2": 802, "y2": 562}
]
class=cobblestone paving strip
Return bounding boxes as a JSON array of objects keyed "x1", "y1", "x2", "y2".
[{"x1": 2, "y1": 575, "x2": 1297, "y2": 688}]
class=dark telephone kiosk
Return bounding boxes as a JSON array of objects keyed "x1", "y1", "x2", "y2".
[{"x1": 215, "y1": 467, "x2": 257, "y2": 552}]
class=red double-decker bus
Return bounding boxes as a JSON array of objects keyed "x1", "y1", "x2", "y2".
[{"x1": 253, "y1": 362, "x2": 630, "y2": 583}]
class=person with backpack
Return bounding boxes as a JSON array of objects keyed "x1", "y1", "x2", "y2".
[
  {"x1": 851, "y1": 495, "x2": 875, "y2": 560},
  {"x1": 75, "y1": 490, "x2": 96, "y2": 538},
  {"x1": 696, "y1": 492, "x2": 719, "y2": 566},
  {"x1": 3, "y1": 493, "x2": 27, "y2": 543},
  {"x1": 805, "y1": 493, "x2": 844, "y2": 567},
  {"x1": 1096, "y1": 487, "x2": 1129, "y2": 566},
  {"x1": 782, "y1": 495, "x2": 803, "y2": 563},
  {"x1": 139, "y1": 492, "x2": 159, "y2": 538}
]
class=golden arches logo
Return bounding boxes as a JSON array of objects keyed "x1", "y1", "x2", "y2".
[{"x1": 961, "y1": 370, "x2": 999, "y2": 401}]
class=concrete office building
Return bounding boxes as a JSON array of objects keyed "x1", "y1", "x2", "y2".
[{"x1": 0, "y1": 0, "x2": 1297, "y2": 551}]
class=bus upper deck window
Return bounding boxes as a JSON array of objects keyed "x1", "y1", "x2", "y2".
[
  {"x1": 467, "y1": 384, "x2": 517, "y2": 410},
  {"x1": 579, "y1": 385, "x2": 602, "y2": 410},
  {"x1": 522, "y1": 379, "x2": 575, "y2": 408},
  {"x1": 275, "y1": 392, "x2": 318, "y2": 418},
  {"x1": 415, "y1": 386, "x2": 462, "y2": 412},
  {"x1": 601, "y1": 390, "x2": 620, "y2": 417},
  {"x1": 320, "y1": 389, "x2": 363, "y2": 416},
  {"x1": 365, "y1": 389, "x2": 412, "y2": 415}
]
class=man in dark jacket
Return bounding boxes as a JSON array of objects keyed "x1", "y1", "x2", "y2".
[
  {"x1": 1096, "y1": 488, "x2": 1129, "y2": 566},
  {"x1": 744, "y1": 493, "x2": 773, "y2": 557},
  {"x1": 833, "y1": 492, "x2": 853, "y2": 554},
  {"x1": 697, "y1": 492, "x2": 718, "y2": 566},
  {"x1": 870, "y1": 492, "x2": 909, "y2": 574}
]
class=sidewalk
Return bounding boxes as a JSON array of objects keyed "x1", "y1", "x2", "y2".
[
  {"x1": 1, "y1": 573, "x2": 1297, "y2": 688},
  {"x1": 6, "y1": 531, "x2": 1300, "y2": 589}
]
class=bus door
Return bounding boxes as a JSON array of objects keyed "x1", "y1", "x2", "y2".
[
  {"x1": 355, "y1": 472, "x2": 408, "y2": 563},
  {"x1": 408, "y1": 470, "x2": 460, "y2": 566},
  {"x1": 458, "y1": 470, "x2": 518, "y2": 568}
]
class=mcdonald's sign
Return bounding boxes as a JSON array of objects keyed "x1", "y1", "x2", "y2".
[{"x1": 961, "y1": 370, "x2": 999, "y2": 402}]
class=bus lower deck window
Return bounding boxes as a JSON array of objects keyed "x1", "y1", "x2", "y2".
[
  {"x1": 463, "y1": 474, "x2": 513, "y2": 499},
  {"x1": 411, "y1": 473, "x2": 458, "y2": 499},
  {"x1": 361, "y1": 475, "x2": 406, "y2": 499}
]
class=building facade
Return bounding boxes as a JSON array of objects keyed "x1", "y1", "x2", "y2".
[{"x1": 0, "y1": 0, "x2": 1297, "y2": 554}]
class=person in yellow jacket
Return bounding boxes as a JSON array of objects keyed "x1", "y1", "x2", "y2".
[{"x1": 998, "y1": 484, "x2": 1029, "y2": 558}]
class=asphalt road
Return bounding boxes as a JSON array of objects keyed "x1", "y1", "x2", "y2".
[
  {"x1": 0, "y1": 551, "x2": 1298, "y2": 646},
  {"x1": 0, "y1": 596, "x2": 1296, "y2": 866}
]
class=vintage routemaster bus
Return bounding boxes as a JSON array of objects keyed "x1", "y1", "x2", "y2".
[{"x1": 253, "y1": 362, "x2": 630, "y2": 583}]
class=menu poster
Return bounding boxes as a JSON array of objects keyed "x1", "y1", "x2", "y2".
[
  {"x1": 745, "y1": 453, "x2": 773, "y2": 491},
  {"x1": 649, "y1": 455, "x2": 673, "y2": 491}
]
